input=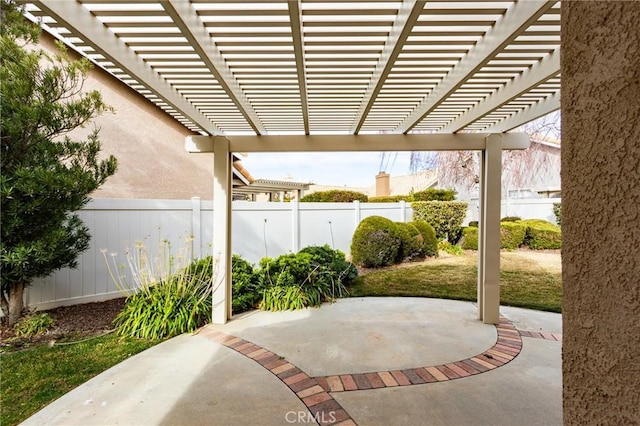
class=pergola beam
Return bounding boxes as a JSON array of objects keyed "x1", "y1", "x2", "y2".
[
  {"x1": 186, "y1": 133, "x2": 530, "y2": 153},
  {"x1": 439, "y1": 48, "x2": 560, "y2": 133},
  {"x1": 396, "y1": 0, "x2": 556, "y2": 134},
  {"x1": 350, "y1": 0, "x2": 426, "y2": 134},
  {"x1": 34, "y1": 0, "x2": 223, "y2": 136},
  {"x1": 484, "y1": 91, "x2": 560, "y2": 133},
  {"x1": 163, "y1": 0, "x2": 266, "y2": 135},
  {"x1": 287, "y1": 1, "x2": 310, "y2": 135}
]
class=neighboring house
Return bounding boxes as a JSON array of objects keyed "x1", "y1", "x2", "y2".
[
  {"x1": 437, "y1": 138, "x2": 561, "y2": 202},
  {"x1": 306, "y1": 170, "x2": 438, "y2": 199}
]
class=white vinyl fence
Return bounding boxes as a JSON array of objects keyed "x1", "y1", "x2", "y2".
[
  {"x1": 25, "y1": 197, "x2": 559, "y2": 311},
  {"x1": 26, "y1": 198, "x2": 412, "y2": 310}
]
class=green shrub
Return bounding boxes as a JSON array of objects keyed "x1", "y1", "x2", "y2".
[
  {"x1": 14, "y1": 312, "x2": 54, "y2": 337},
  {"x1": 468, "y1": 221, "x2": 478, "y2": 228},
  {"x1": 500, "y1": 222, "x2": 527, "y2": 250},
  {"x1": 501, "y1": 216, "x2": 522, "y2": 222},
  {"x1": 257, "y1": 251, "x2": 349, "y2": 311},
  {"x1": 350, "y1": 216, "x2": 402, "y2": 267},
  {"x1": 411, "y1": 220, "x2": 438, "y2": 257},
  {"x1": 113, "y1": 262, "x2": 212, "y2": 339},
  {"x1": 553, "y1": 203, "x2": 562, "y2": 227},
  {"x1": 395, "y1": 222, "x2": 424, "y2": 261},
  {"x1": 438, "y1": 240, "x2": 464, "y2": 255},
  {"x1": 461, "y1": 227, "x2": 478, "y2": 250},
  {"x1": 299, "y1": 245, "x2": 358, "y2": 285},
  {"x1": 368, "y1": 195, "x2": 411, "y2": 203},
  {"x1": 461, "y1": 222, "x2": 527, "y2": 250},
  {"x1": 520, "y1": 219, "x2": 562, "y2": 250},
  {"x1": 411, "y1": 201, "x2": 468, "y2": 242},
  {"x1": 230, "y1": 255, "x2": 261, "y2": 314},
  {"x1": 413, "y1": 188, "x2": 456, "y2": 201},
  {"x1": 300, "y1": 190, "x2": 368, "y2": 203}
]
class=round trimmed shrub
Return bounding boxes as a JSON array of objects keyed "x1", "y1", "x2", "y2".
[
  {"x1": 501, "y1": 216, "x2": 522, "y2": 222},
  {"x1": 461, "y1": 226, "x2": 479, "y2": 250},
  {"x1": 500, "y1": 222, "x2": 527, "y2": 250},
  {"x1": 350, "y1": 216, "x2": 401, "y2": 267},
  {"x1": 395, "y1": 222, "x2": 424, "y2": 262},
  {"x1": 520, "y1": 219, "x2": 562, "y2": 249},
  {"x1": 411, "y1": 220, "x2": 438, "y2": 257}
]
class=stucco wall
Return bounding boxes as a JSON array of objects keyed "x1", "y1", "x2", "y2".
[
  {"x1": 40, "y1": 34, "x2": 215, "y2": 199},
  {"x1": 562, "y1": 2, "x2": 640, "y2": 424}
]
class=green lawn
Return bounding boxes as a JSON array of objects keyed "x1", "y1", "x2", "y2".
[
  {"x1": 1, "y1": 333, "x2": 157, "y2": 426},
  {"x1": 348, "y1": 250, "x2": 562, "y2": 313}
]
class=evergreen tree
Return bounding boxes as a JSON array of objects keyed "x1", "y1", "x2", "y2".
[{"x1": 1, "y1": 0, "x2": 117, "y2": 326}]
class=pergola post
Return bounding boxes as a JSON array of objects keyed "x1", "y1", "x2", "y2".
[
  {"x1": 212, "y1": 138, "x2": 232, "y2": 324},
  {"x1": 478, "y1": 134, "x2": 502, "y2": 324}
]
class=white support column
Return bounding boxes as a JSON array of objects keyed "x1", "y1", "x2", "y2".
[
  {"x1": 477, "y1": 151, "x2": 486, "y2": 321},
  {"x1": 212, "y1": 139, "x2": 232, "y2": 324},
  {"x1": 480, "y1": 135, "x2": 502, "y2": 324}
]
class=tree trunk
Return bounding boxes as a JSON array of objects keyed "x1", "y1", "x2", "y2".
[{"x1": 7, "y1": 281, "x2": 25, "y2": 327}]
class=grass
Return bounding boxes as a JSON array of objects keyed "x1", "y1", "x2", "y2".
[
  {"x1": 348, "y1": 250, "x2": 562, "y2": 313},
  {"x1": 1, "y1": 333, "x2": 157, "y2": 426}
]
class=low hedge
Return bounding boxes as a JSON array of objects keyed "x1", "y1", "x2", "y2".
[
  {"x1": 411, "y1": 220, "x2": 438, "y2": 257},
  {"x1": 413, "y1": 188, "x2": 456, "y2": 201},
  {"x1": 368, "y1": 195, "x2": 412, "y2": 203},
  {"x1": 300, "y1": 190, "x2": 368, "y2": 202},
  {"x1": 350, "y1": 216, "x2": 401, "y2": 267},
  {"x1": 460, "y1": 222, "x2": 526, "y2": 250},
  {"x1": 520, "y1": 219, "x2": 562, "y2": 249},
  {"x1": 411, "y1": 201, "x2": 468, "y2": 242}
]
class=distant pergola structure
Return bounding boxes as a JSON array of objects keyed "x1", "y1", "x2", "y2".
[{"x1": 24, "y1": 0, "x2": 561, "y2": 325}]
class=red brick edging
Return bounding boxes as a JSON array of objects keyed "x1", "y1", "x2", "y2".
[
  {"x1": 314, "y1": 316, "x2": 522, "y2": 393},
  {"x1": 198, "y1": 328, "x2": 356, "y2": 426},
  {"x1": 197, "y1": 317, "x2": 559, "y2": 425}
]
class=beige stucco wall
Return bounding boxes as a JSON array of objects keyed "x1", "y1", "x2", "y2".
[
  {"x1": 40, "y1": 34, "x2": 214, "y2": 200},
  {"x1": 562, "y1": 2, "x2": 640, "y2": 424}
]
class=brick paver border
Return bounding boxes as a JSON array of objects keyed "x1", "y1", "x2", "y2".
[{"x1": 197, "y1": 317, "x2": 559, "y2": 425}]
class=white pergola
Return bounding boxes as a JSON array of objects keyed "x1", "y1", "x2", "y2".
[{"x1": 24, "y1": 0, "x2": 561, "y2": 324}]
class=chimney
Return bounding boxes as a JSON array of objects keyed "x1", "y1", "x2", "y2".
[{"x1": 376, "y1": 172, "x2": 390, "y2": 196}]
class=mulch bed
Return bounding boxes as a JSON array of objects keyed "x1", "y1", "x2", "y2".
[{"x1": 1, "y1": 297, "x2": 126, "y2": 349}]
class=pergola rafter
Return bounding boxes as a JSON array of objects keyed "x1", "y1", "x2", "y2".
[
  {"x1": 287, "y1": 0, "x2": 310, "y2": 135},
  {"x1": 162, "y1": 0, "x2": 266, "y2": 135},
  {"x1": 35, "y1": 0, "x2": 223, "y2": 135},
  {"x1": 439, "y1": 48, "x2": 560, "y2": 133},
  {"x1": 350, "y1": 0, "x2": 426, "y2": 134},
  {"x1": 395, "y1": 0, "x2": 557, "y2": 134}
]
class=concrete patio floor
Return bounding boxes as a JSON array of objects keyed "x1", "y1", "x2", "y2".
[{"x1": 22, "y1": 298, "x2": 562, "y2": 426}]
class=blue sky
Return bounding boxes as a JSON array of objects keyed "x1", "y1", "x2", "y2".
[{"x1": 239, "y1": 151, "x2": 418, "y2": 188}]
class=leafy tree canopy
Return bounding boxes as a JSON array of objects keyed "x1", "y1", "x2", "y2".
[{"x1": 0, "y1": 0, "x2": 117, "y2": 326}]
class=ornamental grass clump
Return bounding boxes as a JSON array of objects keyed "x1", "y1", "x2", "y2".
[{"x1": 106, "y1": 239, "x2": 214, "y2": 339}]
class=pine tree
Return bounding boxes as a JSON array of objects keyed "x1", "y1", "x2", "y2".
[{"x1": 1, "y1": 0, "x2": 117, "y2": 326}]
